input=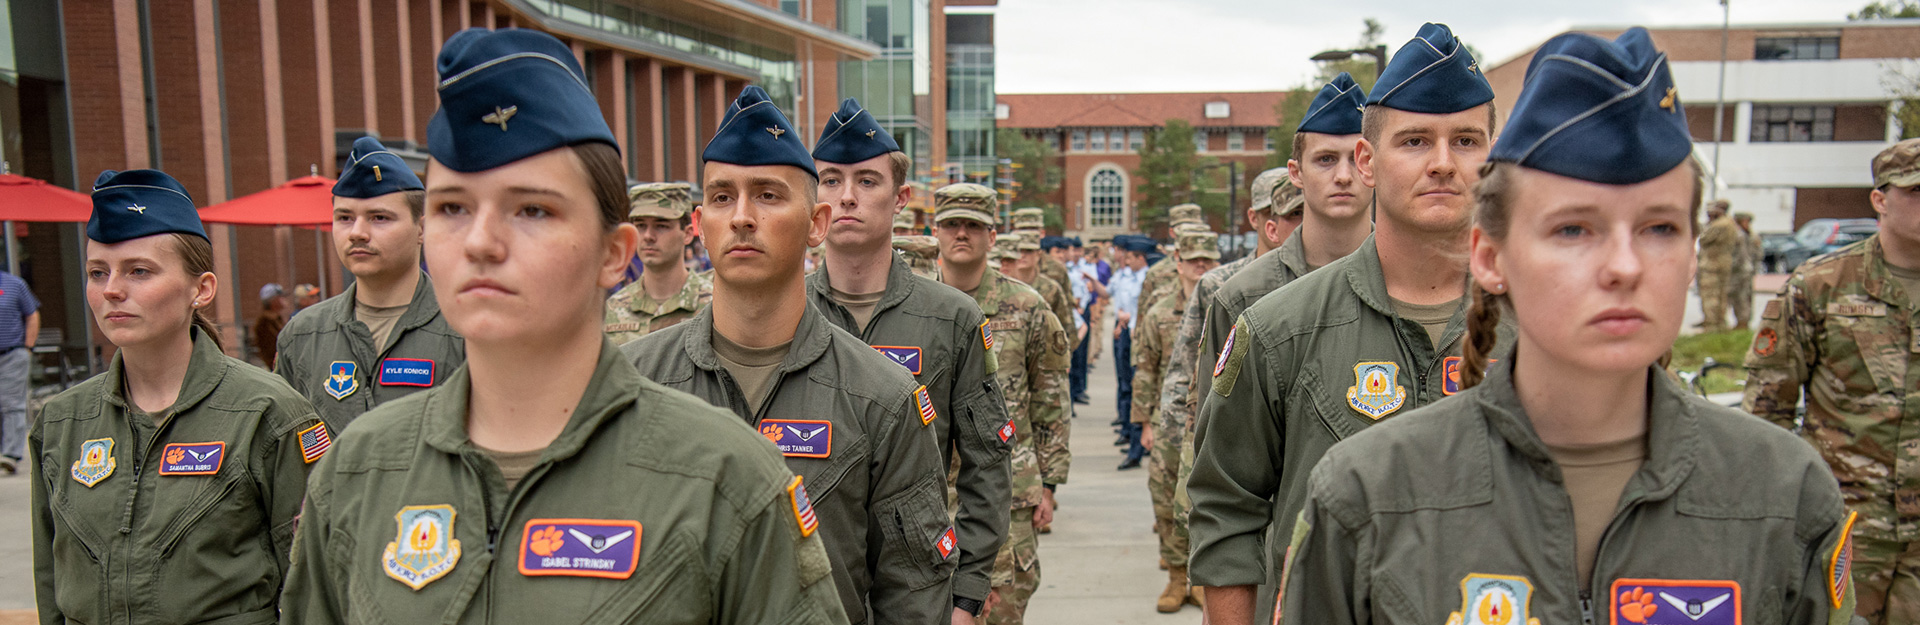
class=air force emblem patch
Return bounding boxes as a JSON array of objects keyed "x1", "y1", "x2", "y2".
[
  {"x1": 1444, "y1": 574, "x2": 1542, "y2": 625},
  {"x1": 1346, "y1": 361, "x2": 1407, "y2": 419},
  {"x1": 383, "y1": 504, "x2": 462, "y2": 590},
  {"x1": 71, "y1": 438, "x2": 116, "y2": 487},
  {"x1": 158, "y1": 442, "x2": 225, "y2": 476},
  {"x1": 325, "y1": 361, "x2": 358, "y2": 400},
  {"x1": 519, "y1": 519, "x2": 642, "y2": 579},
  {"x1": 1609, "y1": 578, "x2": 1740, "y2": 625},
  {"x1": 759, "y1": 419, "x2": 832, "y2": 458},
  {"x1": 875, "y1": 346, "x2": 923, "y2": 375}
]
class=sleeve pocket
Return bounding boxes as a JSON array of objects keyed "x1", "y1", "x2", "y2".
[{"x1": 875, "y1": 476, "x2": 958, "y2": 590}]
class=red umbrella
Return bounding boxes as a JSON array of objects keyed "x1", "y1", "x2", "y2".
[
  {"x1": 198, "y1": 175, "x2": 337, "y2": 226},
  {"x1": 0, "y1": 173, "x2": 92, "y2": 222}
]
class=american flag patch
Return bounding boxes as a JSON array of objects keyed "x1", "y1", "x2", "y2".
[
  {"x1": 788, "y1": 476, "x2": 818, "y2": 537},
  {"x1": 297, "y1": 422, "x2": 332, "y2": 464},
  {"x1": 1214, "y1": 326, "x2": 1237, "y2": 377},
  {"x1": 915, "y1": 386, "x2": 937, "y2": 426},
  {"x1": 979, "y1": 320, "x2": 994, "y2": 351}
]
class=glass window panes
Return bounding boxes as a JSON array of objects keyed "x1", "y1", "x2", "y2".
[
  {"x1": 1754, "y1": 37, "x2": 1839, "y2": 61},
  {"x1": 1750, "y1": 105, "x2": 1836, "y2": 142},
  {"x1": 1108, "y1": 130, "x2": 1125, "y2": 152},
  {"x1": 1228, "y1": 131, "x2": 1245, "y2": 151},
  {"x1": 1129, "y1": 130, "x2": 1145, "y2": 151},
  {"x1": 1264, "y1": 132, "x2": 1274, "y2": 151},
  {"x1": 1090, "y1": 168, "x2": 1126, "y2": 228},
  {"x1": 1090, "y1": 130, "x2": 1107, "y2": 153},
  {"x1": 1071, "y1": 130, "x2": 1086, "y2": 152},
  {"x1": 1194, "y1": 131, "x2": 1207, "y2": 153}
]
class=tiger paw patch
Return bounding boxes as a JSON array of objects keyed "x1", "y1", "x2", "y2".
[
  {"x1": 518, "y1": 519, "x2": 641, "y2": 579},
  {"x1": 936, "y1": 526, "x2": 957, "y2": 559},
  {"x1": 1608, "y1": 578, "x2": 1739, "y2": 625},
  {"x1": 158, "y1": 442, "x2": 225, "y2": 476},
  {"x1": 759, "y1": 419, "x2": 831, "y2": 458}
]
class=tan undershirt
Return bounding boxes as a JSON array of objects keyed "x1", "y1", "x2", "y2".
[
  {"x1": 712, "y1": 331, "x2": 793, "y2": 415},
  {"x1": 828, "y1": 287, "x2": 888, "y2": 333},
  {"x1": 1885, "y1": 261, "x2": 1920, "y2": 309},
  {"x1": 355, "y1": 301, "x2": 409, "y2": 351},
  {"x1": 477, "y1": 445, "x2": 545, "y2": 492},
  {"x1": 1546, "y1": 433, "x2": 1647, "y2": 587},
  {"x1": 1390, "y1": 296, "x2": 1461, "y2": 349}
]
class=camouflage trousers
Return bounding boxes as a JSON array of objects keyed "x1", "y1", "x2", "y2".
[
  {"x1": 986, "y1": 507, "x2": 1041, "y2": 625},
  {"x1": 1148, "y1": 419, "x2": 1189, "y2": 568},
  {"x1": 1729, "y1": 269, "x2": 1754, "y2": 329},
  {"x1": 1855, "y1": 536, "x2": 1920, "y2": 625},
  {"x1": 1698, "y1": 270, "x2": 1730, "y2": 332}
]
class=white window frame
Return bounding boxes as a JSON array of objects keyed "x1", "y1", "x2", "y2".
[
  {"x1": 1071, "y1": 130, "x2": 1086, "y2": 152},
  {"x1": 1204, "y1": 101, "x2": 1230, "y2": 118},
  {"x1": 1085, "y1": 164, "x2": 1130, "y2": 229},
  {"x1": 1194, "y1": 130, "x2": 1207, "y2": 153},
  {"x1": 1090, "y1": 130, "x2": 1107, "y2": 153},
  {"x1": 1228, "y1": 131, "x2": 1245, "y2": 151}
]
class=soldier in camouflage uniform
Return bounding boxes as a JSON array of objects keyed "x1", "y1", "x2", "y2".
[
  {"x1": 1132, "y1": 230, "x2": 1220, "y2": 613},
  {"x1": 1010, "y1": 208, "x2": 1074, "y2": 307},
  {"x1": 895, "y1": 235, "x2": 942, "y2": 279},
  {"x1": 1138, "y1": 204, "x2": 1204, "y2": 315},
  {"x1": 935, "y1": 185, "x2": 1071, "y2": 625},
  {"x1": 1744, "y1": 137, "x2": 1920, "y2": 625},
  {"x1": 1697, "y1": 199, "x2": 1738, "y2": 332},
  {"x1": 603, "y1": 182, "x2": 714, "y2": 345},
  {"x1": 1731, "y1": 211, "x2": 1761, "y2": 329},
  {"x1": 1003, "y1": 232, "x2": 1077, "y2": 356},
  {"x1": 895, "y1": 207, "x2": 920, "y2": 235}
]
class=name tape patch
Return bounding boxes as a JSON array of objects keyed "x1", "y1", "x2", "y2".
[
  {"x1": 158, "y1": 442, "x2": 225, "y2": 475},
  {"x1": 875, "y1": 346, "x2": 923, "y2": 375},
  {"x1": 518, "y1": 519, "x2": 642, "y2": 579},
  {"x1": 759, "y1": 419, "x2": 832, "y2": 458},
  {"x1": 378, "y1": 358, "x2": 436, "y2": 387},
  {"x1": 1609, "y1": 578, "x2": 1740, "y2": 625}
]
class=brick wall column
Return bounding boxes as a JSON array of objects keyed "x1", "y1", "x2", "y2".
[
  {"x1": 665, "y1": 66, "x2": 697, "y2": 183},
  {"x1": 593, "y1": 51, "x2": 630, "y2": 161},
  {"x1": 632, "y1": 58, "x2": 665, "y2": 181}
]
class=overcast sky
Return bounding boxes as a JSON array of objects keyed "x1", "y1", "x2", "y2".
[{"x1": 993, "y1": 0, "x2": 1874, "y2": 93}]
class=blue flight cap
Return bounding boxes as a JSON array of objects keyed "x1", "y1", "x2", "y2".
[
  {"x1": 1040, "y1": 236, "x2": 1064, "y2": 251},
  {"x1": 89, "y1": 169, "x2": 208, "y2": 243},
  {"x1": 813, "y1": 98, "x2": 901, "y2": 165},
  {"x1": 703, "y1": 85, "x2": 817, "y2": 179},
  {"x1": 335, "y1": 136, "x2": 424, "y2": 199},
  {"x1": 1298, "y1": 73, "x2": 1368, "y2": 135},
  {"x1": 1116, "y1": 235, "x2": 1157, "y2": 254},
  {"x1": 1068, "y1": 237, "x2": 1084, "y2": 248},
  {"x1": 1367, "y1": 23, "x2": 1495, "y2": 114},
  {"x1": 1490, "y1": 28, "x2": 1692, "y2": 185},
  {"x1": 427, "y1": 28, "x2": 617, "y2": 173}
]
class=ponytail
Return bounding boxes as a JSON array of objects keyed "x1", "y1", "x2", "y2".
[
  {"x1": 169, "y1": 233, "x2": 225, "y2": 352},
  {"x1": 1459, "y1": 280, "x2": 1503, "y2": 390}
]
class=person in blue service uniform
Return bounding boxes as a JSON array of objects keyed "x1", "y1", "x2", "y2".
[
  {"x1": 1280, "y1": 28, "x2": 1862, "y2": 625},
  {"x1": 279, "y1": 29, "x2": 844, "y2": 624},
  {"x1": 1110, "y1": 234, "x2": 1155, "y2": 470}
]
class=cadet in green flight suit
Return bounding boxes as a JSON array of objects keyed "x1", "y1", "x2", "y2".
[
  {"x1": 275, "y1": 136, "x2": 465, "y2": 426},
  {"x1": 1283, "y1": 29, "x2": 1861, "y2": 625},
  {"x1": 1188, "y1": 24, "x2": 1513, "y2": 624},
  {"x1": 933, "y1": 183, "x2": 1072, "y2": 625},
  {"x1": 279, "y1": 29, "x2": 844, "y2": 624},
  {"x1": 624, "y1": 86, "x2": 954, "y2": 625},
  {"x1": 603, "y1": 182, "x2": 715, "y2": 346},
  {"x1": 34, "y1": 168, "x2": 328, "y2": 625},
  {"x1": 806, "y1": 97, "x2": 1013, "y2": 624}
]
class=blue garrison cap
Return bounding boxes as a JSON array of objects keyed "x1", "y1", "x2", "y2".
[
  {"x1": 89, "y1": 170, "x2": 207, "y2": 243},
  {"x1": 1490, "y1": 28, "x2": 1692, "y2": 185},
  {"x1": 704, "y1": 85, "x2": 817, "y2": 179},
  {"x1": 813, "y1": 98, "x2": 901, "y2": 165},
  {"x1": 1299, "y1": 73, "x2": 1367, "y2": 135},
  {"x1": 335, "y1": 136, "x2": 424, "y2": 198},
  {"x1": 428, "y1": 28, "x2": 616, "y2": 173},
  {"x1": 1068, "y1": 237, "x2": 1084, "y2": 248},
  {"x1": 1115, "y1": 235, "x2": 1157, "y2": 254},
  {"x1": 1368, "y1": 23, "x2": 1495, "y2": 114},
  {"x1": 1039, "y1": 236, "x2": 1064, "y2": 251}
]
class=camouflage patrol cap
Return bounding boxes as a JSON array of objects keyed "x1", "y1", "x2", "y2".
[
  {"x1": 1011, "y1": 207, "x2": 1046, "y2": 231},
  {"x1": 1177, "y1": 231, "x2": 1221, "y2": 260},
  {"x1": 1012, "y1": 231, "x2": 1041, "y2": 252},
  {"x1": 627, "y1": 182, "x2": 694, "y2": 220},
  {"x1": 892, "y1": 234, "x2": 940, "y2": 259},
  {"x1": 1169, "y1": 204, "x2": 1203, "y2": 227},
  {"x1": 1273, "y1": 173, "x2": 1306, "y2": 218},
  {"x1": 1249, "y1": 167, "x2": 1288, "y2": 212},
  {"x1": 990, "y1": 235, "x2": 1021, "y2": 260},
  {"x1": 1873, "y1": 138, "x2": 1920, "y2": 189},
  {"x1": 893, "y1": 210, "x2": 916, "y2": 230},
  {"x1": 1172, "y1": 222, "x2": 1211, "y2": 236},
  {"x1": 934, "y1": 183, "x2": 1000, "y2": 225}
]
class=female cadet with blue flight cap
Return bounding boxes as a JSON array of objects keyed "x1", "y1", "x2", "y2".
[
  {"x1": 32, "y1": 169, "x2": 329, "y2": 625},
  {"x1": 1279, "y1": 29, "x2": 1861, "y2": 625},
  {"x1": 278, "y1": 28, "x2": 846, "y2": 624}
]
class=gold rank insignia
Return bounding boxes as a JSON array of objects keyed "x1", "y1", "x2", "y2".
[
  {"x1": 767, "y1": 126, "x2": 786, "y2": 138},
  {"x1": 482, "y1": 105, "x2": 518, "y2": 131}
]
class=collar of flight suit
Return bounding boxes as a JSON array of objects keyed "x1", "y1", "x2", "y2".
[
  {"x1": 99, "y1": 326, "x2": 231, "y2": 414},
  {"x1": 328, "y1": 272, "x2": 447, "y2": 339},
  {"x1": 805, "y1": 251, "x2": 920, "y2": 319},
  {"x1": 1273, "y1": 227, "x2": 1312, "y2": 280},
  {"x1": 418, "y1": 338, "x2": 641, "y2": 462},
  {"x1": 676, "y1": 298, "x2": 835, "y2": 380},
  {"x1": 1472, "y1": 351, "x2": 1699, "y2": 502}
]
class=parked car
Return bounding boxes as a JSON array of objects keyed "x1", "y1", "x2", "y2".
[
  {"x1": 1777, "y1": 218, "x2": 1878, "y2": 272},
  {"x1": 1760, "y1": 233, "x2": 1796, "y2": 273}
]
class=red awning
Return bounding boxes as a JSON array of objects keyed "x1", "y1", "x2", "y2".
[
  {"x1": 197, "y1": 175, "x2": 337, "y2": 226},
  {"x1": 0, "y1": 173, "x2": 92, "y2": 222}
]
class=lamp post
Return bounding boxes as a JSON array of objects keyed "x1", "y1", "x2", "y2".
[
  {"x1": 1310, "y1": 45, "x2": 1389, "y2": 79},
  {"x1": 1710, "y1": 0, "x2": 1731, "y2": 202}
]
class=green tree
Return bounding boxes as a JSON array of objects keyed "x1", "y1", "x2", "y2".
[
  {"x1": 1133, "y1": 119, "x2": 1216, "y2": 234},
  {"x1": 1269, "y1": 18, "x2": 1388, "y2": 170},
  {"x1": 1852, "y1": 0, "x2": 1920, "y2": 137},
  {"x1": 1850, "y1": 0, "x2": 1920, "y2": 19},
  {"x1": 996, "y1": 128, "x2": 1063, "y2": 211}
]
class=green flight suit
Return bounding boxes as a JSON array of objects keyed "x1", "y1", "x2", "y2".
[
  {"x1": 623, "y1": 306, "x2": 955, "y2": 625},
  {"x1": 806, "y1": 254, "x2": 1013, "y2": 608},
  {"x1": 274, "y1": 275, "x2": 465, "y2": 426},
  {"x1": 1283, "y1": 357, "x2": 1863, "y2": 625},
  {"x1": 279, "y1": 341, "x2": 846, "y2": 624},
  {"x1": 1188, "y1": 236, "x2": 1512, "y2": 596},
  {"x1": 33, "y1": 328, "x2": 327, "y2": 625},
  {"x1": 1198, "y1": 228, "x2": 1312, "y2": 416}
]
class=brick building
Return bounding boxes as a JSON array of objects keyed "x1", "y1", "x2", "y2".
[
  {"x1": 995, "y1": 91, "x2": 1285, "y2": 238},
  {"x1": 1483, "y1": 19, "x2": 1919, "y2": 233},
  {"x1": 2, "y1": 0, "x2": 999, "y2": 371}
]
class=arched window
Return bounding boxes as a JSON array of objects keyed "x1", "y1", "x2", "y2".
[{"x1": 1089, "y1": 168, "x2": 1126, "y2": 228}]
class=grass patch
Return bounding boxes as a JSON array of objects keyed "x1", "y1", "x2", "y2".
[{"x1": 1667, "y1": 329, "x2": 1753, "y2": 395}]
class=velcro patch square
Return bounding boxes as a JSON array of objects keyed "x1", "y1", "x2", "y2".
[
  {"x1": 758, "y1": 419, "x2": 832, "y2": 458},
  {"x1": 788, "y1": 476, "x2": 819, "y2": 537},
  {"x1": 875, "y1": 346, "x2": 923, "y2": 375},
  {"x1": 1609, "y1": 578, "x2": 1739, "y2": 625},
  {"x1": 517, "y1": 519, "x2": 641, "y2": 579},
  {"x1": 298, "y1": 422, "x2": 332, "y2": 464},
  {"x1": 915, "y1": 385, "x2": 937, "y2": 426},
  {"x1": 378, "y1": 358, "x2": 435, "y2": 386},
  {"x1": 158, "y1": 442, "x2": 225, "y2": 476},
  {"x1": 936, "y1": 526, "x2": 957, "y2": 559}
]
